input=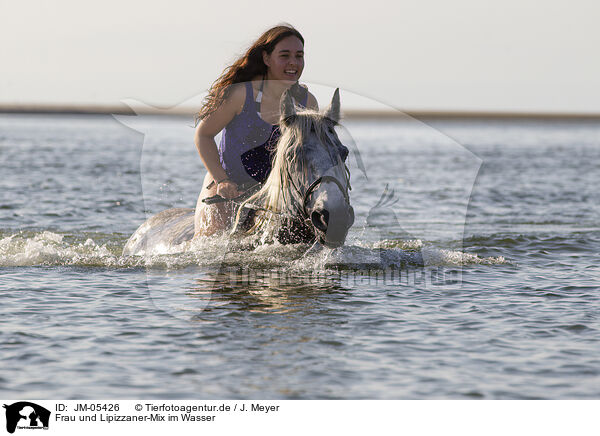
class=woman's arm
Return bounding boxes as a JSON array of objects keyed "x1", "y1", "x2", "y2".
[{"x1": 194, "y1": 84, "x2": 245, "y2": 197}]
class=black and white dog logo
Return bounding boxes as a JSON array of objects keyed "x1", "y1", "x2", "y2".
[{"x1": 3, "y1": 402, "x2": 50, "y2": 434}]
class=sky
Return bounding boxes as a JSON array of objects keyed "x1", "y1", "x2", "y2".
[{"x1": 1, "y1": 0, "x2": 599, "y2": 113}]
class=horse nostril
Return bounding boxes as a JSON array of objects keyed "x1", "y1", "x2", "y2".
[{"x1": 311, "y1": 209, "x2": 329, "y2": 232}]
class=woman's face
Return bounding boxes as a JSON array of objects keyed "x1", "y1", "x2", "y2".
[{"x1": 263, "y1": 36, "x2": 304, "y2": 83}]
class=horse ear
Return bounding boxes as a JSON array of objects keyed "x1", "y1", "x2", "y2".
[
  {"x1": 280, "y1": 89, "x2": 296, "y2": 125},
  {"x1": 324, "y1": 88, "x2": 340, "y2": 123}
]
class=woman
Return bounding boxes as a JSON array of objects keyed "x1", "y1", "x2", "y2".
[{"x1": 193, "y1": 24, "x2": 318, "y2": 237}]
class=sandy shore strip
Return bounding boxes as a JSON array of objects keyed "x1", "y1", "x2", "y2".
[{"x1": 1, "y1": 103, "x2": 600, "y2": 120}]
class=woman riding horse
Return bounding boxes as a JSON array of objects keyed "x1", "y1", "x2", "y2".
[{"x1": 193, "y1": 24, "x2": 318, "y2": 237}]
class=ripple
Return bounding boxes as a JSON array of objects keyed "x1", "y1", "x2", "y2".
[
  {"x1": 3, "y1": 114, "x2": 600, "y2": 399},
  {"x1": 558, "y1": 324, "x2": 592, "y2": 333}
]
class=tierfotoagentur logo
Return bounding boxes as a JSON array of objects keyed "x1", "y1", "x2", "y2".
[
  {"x1": 115, "y1": 83, "x2": 481, "y2": 319},
  {"x1": 3, "y1": 402, "x2": 50, "y2": 434}
]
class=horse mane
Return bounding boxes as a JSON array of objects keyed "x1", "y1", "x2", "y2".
[{"x1": 232, "y1": 107, "x2": 344, "y2": 237}]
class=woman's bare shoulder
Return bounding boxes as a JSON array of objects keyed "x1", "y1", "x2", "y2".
[
  {"x1": 196, "y1": 84, "x2": 247, "y2": 134},
  {"x1": 226, "y1": 83, "x2": 247, "y2": 115}
]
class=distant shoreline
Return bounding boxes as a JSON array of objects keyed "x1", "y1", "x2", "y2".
[{"x1": 1, "y1": 103, "x2": 600, "y2": 120}]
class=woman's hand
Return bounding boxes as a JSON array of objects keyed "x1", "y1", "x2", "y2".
[{"x1": 216, "y1": 179, "x2": 240, "y2": 199}]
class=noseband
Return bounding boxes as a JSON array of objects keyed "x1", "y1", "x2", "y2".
[
  {"x1": 284, "y1": 159, "x2": 351, "y2": 224},
  {"x1": 300, "y1": 175, "x2": 350, "y2": 220}
]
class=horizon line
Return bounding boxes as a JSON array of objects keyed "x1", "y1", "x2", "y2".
[{"x1": 1, "y1": 103, "x2": 600, "y2": 120}]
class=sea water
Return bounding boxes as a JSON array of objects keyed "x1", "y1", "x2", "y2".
[{"x1": 0, "y1": 113, "x2": 598, "y2": 399}]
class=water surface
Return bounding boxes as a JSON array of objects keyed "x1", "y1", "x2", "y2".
[{"x1": 1, "y1": 113, "x2": 598, "y2": 399}]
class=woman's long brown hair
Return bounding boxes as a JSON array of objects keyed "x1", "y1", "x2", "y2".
[{"x1": 195, "y1": 24, "x2": 305, "y2": 124}]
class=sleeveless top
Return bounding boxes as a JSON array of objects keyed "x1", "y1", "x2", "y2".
[{"x1": 218, "y1": 81, "x2": 308, "y2": 185}]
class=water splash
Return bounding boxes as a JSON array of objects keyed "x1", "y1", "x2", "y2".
[{"x1": 0, "y1": 230, "x2": 508, "y2": 269}]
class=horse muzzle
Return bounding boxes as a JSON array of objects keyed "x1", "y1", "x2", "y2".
[{"x1": 310, "y1": 204, "x2": 355, "y2": 248}]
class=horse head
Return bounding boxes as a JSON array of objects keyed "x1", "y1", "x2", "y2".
[
  {"x1": 233, "y1": 88, "x2": 354, "y2": 248},
  {"x1": 276, "y1": 88, "x2": 355, "y2": 247}
]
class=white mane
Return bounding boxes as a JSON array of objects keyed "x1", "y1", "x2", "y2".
[{"x1": 232, "y1": 107, "x2": 347, "y2": 238}]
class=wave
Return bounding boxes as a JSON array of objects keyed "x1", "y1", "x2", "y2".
[
  {"x1": 0, "y1": 231, "x2": 130, "y2": 268},
  {"x1": 463, "y1": 233, "x2": 600, "y2": 252},
  {"x1": 0, "y1": 230, "x2": 509, "y2": 269}
]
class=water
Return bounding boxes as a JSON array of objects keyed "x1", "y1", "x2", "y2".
[{"x1": 1, "y1": 113, "x2": 598, "y2": 399}]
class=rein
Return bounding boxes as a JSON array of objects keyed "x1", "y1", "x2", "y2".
[
  {"x1": 202, "y1": 183, "x2": 297, "y2": 220},
  {"x1": 202, "y1": 170, "x2": 351, "y2": 225}
]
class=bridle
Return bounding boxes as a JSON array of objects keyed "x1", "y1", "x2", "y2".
[
  {"x1": 287, "y1": 169, "x2": 351, "y2": 222},
  {"x1": 282, "y1": 123, "x2": 352, "y2": 223}
]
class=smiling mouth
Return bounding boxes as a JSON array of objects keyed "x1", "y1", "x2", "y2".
[{"x1": 284, "y1": 69, "x2": 298, "y2": 76}]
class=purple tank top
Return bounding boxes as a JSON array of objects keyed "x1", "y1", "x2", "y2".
[{"x1": 218, "y1": 82, "x2": 308, "y2": 185}]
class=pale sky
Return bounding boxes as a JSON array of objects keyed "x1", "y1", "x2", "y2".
[{"x1": 1, "y1": 0, "x2": 599, "y2": 113}]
